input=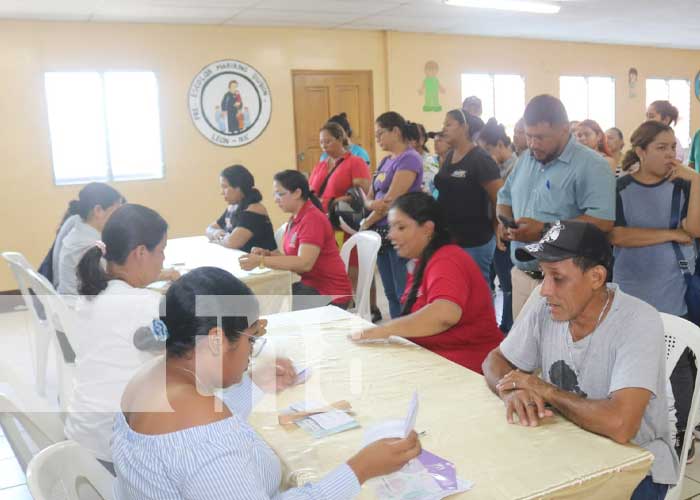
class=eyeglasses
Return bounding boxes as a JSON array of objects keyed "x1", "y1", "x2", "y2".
[
  {"x1": 238, "y1": 324, "x2": 267, "y2": 358},
  {"x1": 273, "y1": 190, "x2": 290, "y2": 199},
  {"x1": 375, "y1": 129, "x2": 387, "y2": 140}
]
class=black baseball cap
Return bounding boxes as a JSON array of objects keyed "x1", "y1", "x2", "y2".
[{"x1": 514, "y1": 220, "x2": 613, "y2": 269}]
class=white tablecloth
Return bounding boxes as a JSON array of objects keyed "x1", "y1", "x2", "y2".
[{"x1": 162, "y1": 236, "x2": 293, "y2": 314}]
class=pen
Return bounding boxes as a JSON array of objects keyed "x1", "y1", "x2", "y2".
[{"x1": 546, "y1": 179, "x2": 551, "y2": 190}]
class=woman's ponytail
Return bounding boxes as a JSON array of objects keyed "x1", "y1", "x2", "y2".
[
  {"x1": 620, "y1": 149, "x2": 640, "y2": 172},
  {"x1": 77, "y1": 246, "x2": 110, "y2": 296},
  {"x1": 57, "y1": 199, "x2": 82, "y2": 231},
  {"x1": 76, "y1": 203, "x2": 168, "y2": 299}
]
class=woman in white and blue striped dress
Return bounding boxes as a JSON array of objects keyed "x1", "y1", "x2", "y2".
[{"x1": 112, "y1": 267, "x2": 421, "y2": 499}]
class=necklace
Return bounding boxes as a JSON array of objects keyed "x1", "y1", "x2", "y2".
[
  {"x1": 172, "y1": 366, "x2": 213, "y2": 393},
  {"x1": 566, "y1": 288, "x2": 612, "y2": 380}
]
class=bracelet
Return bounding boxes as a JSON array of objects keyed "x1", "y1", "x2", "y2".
[{"x1": 259, "y1": 255, "x2": 265, "y2": 269}]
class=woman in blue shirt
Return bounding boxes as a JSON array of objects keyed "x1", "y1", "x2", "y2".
[
  {"x1": 611, "y1": 120, "x2": 700, "y2": 463},
  {"x1": 113, "y1": 267, "x2": 420, "y2": 499}
]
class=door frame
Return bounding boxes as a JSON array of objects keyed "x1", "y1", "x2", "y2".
[{"x1": 291, "y1": 69, "x2": 376, "y2": 172}]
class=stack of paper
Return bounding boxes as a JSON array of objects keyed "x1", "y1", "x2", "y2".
[{"x1": 287, "y1": 400, "x2": 360, "y2": 439}]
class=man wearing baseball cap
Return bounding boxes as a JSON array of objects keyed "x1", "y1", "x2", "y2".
[{"x1": 482, "y1": 220, "x2": 678, "y2": 499}]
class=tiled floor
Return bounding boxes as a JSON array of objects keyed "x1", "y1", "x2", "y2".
[
  {"x1": 1, "y1": 284, "x2": 700, "y2": 499},
  {"x1": 0, "y1": 431, "x2": 31, "y2": 499}
]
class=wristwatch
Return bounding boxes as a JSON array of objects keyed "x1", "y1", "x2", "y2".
[{"x1": 541, "y1": 222, "x2": 552, "y2": 237}]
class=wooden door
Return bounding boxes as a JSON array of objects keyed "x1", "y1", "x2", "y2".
[{"x1": 292, "y1": 71, "x2": 375, "y2": 175}]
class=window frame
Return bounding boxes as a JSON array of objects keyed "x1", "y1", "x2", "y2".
[
  {"x1": 558, "y1": 74, "x2": 616, "y2": 130},
  {"x1": 460, "y1": 72, "x2": 526, "y2": 137},
  {"x1": 644, "y1": 76, "x2": 691, "y2": 147},
  {"x1": 44, "y1": 69, "x2": 166, "y2": 186}
]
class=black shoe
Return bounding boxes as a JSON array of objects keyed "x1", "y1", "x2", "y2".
[
  {"x1": 675, "y1": 430, "x2": 696, "y2": 464},
  {"x1": 371, "y1": 307, "x2": 382, "y2": 324},
  {"x1": 689, "y1": 439, "x2": 696, "y2": 464}
]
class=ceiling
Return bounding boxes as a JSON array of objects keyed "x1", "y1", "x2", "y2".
[{"x1": 1, "y1": 0, "x2": 699, "y2": 50}]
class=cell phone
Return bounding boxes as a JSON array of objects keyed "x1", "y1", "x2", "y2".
[{"x1": 498, "y1": 214, "x2": 519, "y2": 229}]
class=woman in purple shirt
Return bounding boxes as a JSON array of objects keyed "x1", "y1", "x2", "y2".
[{"x1": 360, "y1": 112, "x2": 423, "y2": 318}]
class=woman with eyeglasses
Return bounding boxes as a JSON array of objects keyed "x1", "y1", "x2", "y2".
[
  {"x1": 359, "y1": 111, "x2": 423, "y2": 318},
  {"x1": 436, "y1": 109, "x2": 503, "y2": 285},
  {"x1": 112, "y1": 267, "x2": 421, "y2": 499},
  {"x1": 239, "y1": 170, "x2": 352, "y2": 310}
]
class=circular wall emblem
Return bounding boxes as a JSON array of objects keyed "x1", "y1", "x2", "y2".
[{"x1": 188, "y1": 60, "x2": 271, "y2": 147}]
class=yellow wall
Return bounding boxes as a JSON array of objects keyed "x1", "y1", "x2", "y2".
[
  {"x1": 384, "y1": 31, "x2": 700, "y2": 142},
  {"x1": 2, "y1": 21, "x2": 700, "y2": 290},
  {"x1": 0, "y1": 21, "x2": 388, "y2": 290}
]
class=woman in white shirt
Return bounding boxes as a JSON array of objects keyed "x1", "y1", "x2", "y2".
[
  {"x1": 55, "y1": 182, "x2": 124, "y2": 295},
  {"x1": 113, "y1": 267, "x2": 421, "y2": 499},
  {"x1": 64, "y1": 203, "x2": 173, "y2": 468}
]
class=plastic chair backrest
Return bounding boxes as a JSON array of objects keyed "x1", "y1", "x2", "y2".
[
  {"x1": 340, "y1": 231, "x2": 381, "y2": 321},
  {"x1": 0, "y1": 393, "x2": 65, "y2": 472},
  {"x1": 661, "y1": 313, "x2": 700, "y2": 500},
  {"x1": 274, "y1": 222, "x2": 288, "y2": 252},
  {"x1": 26, "y1": 440, "x2": 114, "y2": 500},
  {"x1": 21, "y1": 268, "x2": 79, "y2": 413},
  {"x1": 2, "y1": 252, "x2": 53, "y2": 396}
]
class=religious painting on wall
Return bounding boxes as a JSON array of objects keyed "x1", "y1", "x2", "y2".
[{"x1": 189, "y1": 59, "x2": 272, "y2": 147}]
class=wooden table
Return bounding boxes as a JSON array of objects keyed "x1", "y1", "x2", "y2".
[
  {"x1": 162, "y1": 236, "x2": 293, "y2": 314},
  {"x1": 250, "y1": 307, "x2": 653, "y2": 499}
]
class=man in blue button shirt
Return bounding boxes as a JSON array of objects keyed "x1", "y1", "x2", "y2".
[{"x1": 497, "y1": 95, "x2": 615, "y2": 319}]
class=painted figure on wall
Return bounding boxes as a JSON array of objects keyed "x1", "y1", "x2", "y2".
[
  {"x1": 221, "y1": 80, "x2": 244, "y2": 133},
  {"x1": 419, "y1": 60, "x2": 445, "y2": 112},
  {"x1": 628, "y1": 68, "x2": 638, "y2": 99},
  {"x1": 214, "y1": 105, "x2": 226, "y2": 133}
]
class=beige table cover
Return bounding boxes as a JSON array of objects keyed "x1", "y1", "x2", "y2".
[
  {"x1": 250, "y1": 307, "x2": 653, "y2": 500},
  {"x1": 163, "y1": 236, "x2": 292, "y2": 313}
]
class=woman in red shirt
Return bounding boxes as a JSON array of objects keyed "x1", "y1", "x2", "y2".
[
  {"x1": 239, "y1": 170, "x2": 352, "y2": 310},
  {"x1": 309, "y1": 122, "x2": 370, "y2": 211},
  {"x1": 352, "y1": 192, "x2": 503, "y2": 373}
]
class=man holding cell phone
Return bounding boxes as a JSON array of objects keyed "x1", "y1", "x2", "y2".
[{"x1": 496, "y1": 95, "x2": 615, "y2": 320}]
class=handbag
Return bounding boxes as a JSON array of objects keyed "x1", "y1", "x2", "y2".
[{"x1": 670, "y1": 183, "x2": 700, "y2": 325}]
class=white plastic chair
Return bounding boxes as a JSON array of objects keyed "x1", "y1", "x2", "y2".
[
  {"x1": 26, "y1": 440, "x2": 114, "y2": 500},
  {"x1": 2, "y1": 251, "x2": 53, "y2": 396},
  {"x1": 274, "y1": 222, "x2": 288, "y2": 252},
  {"x1": 340, "y1": 231, "x2": 381, "y2": 321},
  {"x1": 21, "y1": 268, "x2": 79, "y2": 414},
  {"x1": 661, "y1": 313, "x2": 700, "y2": 500},
  {"x1": 0, "y1": 393, "x2": 65, "y2": 472}
]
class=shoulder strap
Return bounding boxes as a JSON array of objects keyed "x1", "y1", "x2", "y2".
[
  {"x1": 670, "y1": 182, "x2": 692, "y2": 278},
  {"x1": 372, "y1": 155, "x2": 391, "y2": 184},
  {"x1": 317, "y1": 156, "x2": 346, "y2": 198}
]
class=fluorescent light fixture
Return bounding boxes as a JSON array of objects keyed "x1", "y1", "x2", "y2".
[{"x1": 444, "y1": 0, "x2": 560, "y2": 14}]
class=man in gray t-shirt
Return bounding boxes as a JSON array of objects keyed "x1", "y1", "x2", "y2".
[{"x1": 483, "y1": 221, "x2": 679, "y2": 498}]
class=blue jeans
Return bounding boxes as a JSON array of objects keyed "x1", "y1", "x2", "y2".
[
  {"x1": 493, "y1": 242, "x2": 514, "y2": 333},
  {"x1": 463, "y1": 236, "x2": 496, "y2": 287},
  {"x1": 377, "y1": 246, "x2": 408, "y2": 319},
  {"x1": 631, "y1": 475, "x2": 669, "y2": 500}
]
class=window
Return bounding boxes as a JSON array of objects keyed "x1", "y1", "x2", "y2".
[
  {"x1": 45, "y1": 71, "x2": 164, "y2": 185},
  {"x1": 460, "y1": 73, "x2": 525, "y2": 137},
  {"x1": 646, "y1": 78, "x2": 691, "y2": 148},
  {"x1": 559, "y1": 76, "x2": 615, "y2": 131}
]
